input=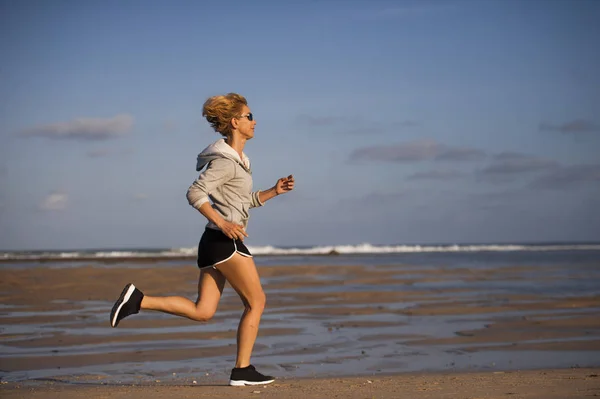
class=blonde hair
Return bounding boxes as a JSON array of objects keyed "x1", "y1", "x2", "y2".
[{"x1": 202, "y1": 93, "x2": 248, "y2": 137}]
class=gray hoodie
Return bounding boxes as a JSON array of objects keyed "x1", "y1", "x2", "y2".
[{"x1": 186, "y1": 139, "x2": 263, "y2": 231}]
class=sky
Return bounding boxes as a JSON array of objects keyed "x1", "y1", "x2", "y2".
[{"x1": 1, "y1": 0, "x2": 599, "y2": 251}]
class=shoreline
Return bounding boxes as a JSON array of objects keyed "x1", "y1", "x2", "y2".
[
  {"x1": 2, "y1": 242, "x2": 599, "y2": 264},
  {"x1": 0, "y1": 253, "x2": 347, "y2": 264}
]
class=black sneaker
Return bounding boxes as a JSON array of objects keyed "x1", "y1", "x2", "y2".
[
  {"x1": 229, "y1": 365, "x2": 274, "y2": 386},
  {"x1": 110, "y1": 283, "x2": 144, "y2": 328}
]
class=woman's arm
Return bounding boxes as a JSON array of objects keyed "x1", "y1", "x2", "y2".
[
  {"x1": 198, "y1": 202, "x2": 248, "y2": 240},
  {"x1": 187, "y1": 159, "x2": 234, "y2": 210},
  {"x1": 258, "y1": 175, "x2": 294, "y2": 204},
  {"x1": 187, "y1": 159, "x2": 248, "y2": 240}
]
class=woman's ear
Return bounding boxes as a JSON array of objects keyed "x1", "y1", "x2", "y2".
[{"x1": 230, "y1": 117, "x2": 239, "y2": 130}]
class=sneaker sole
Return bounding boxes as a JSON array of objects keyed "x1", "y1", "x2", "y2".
[
  {"x1": 229, "y1": 379, "x2": 275, "y2": 386},
  {"x1": 110, "y1": 283, "x2": 136, "y2": 328}
]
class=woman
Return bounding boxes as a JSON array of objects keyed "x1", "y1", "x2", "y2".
[{"x1": 109, "y1": 93, "x2": 294, "y2": 386}]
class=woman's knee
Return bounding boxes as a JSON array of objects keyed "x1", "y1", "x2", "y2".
[
  {"x1": 246, "y1": 291, "x2": 266, "y2": 313},
  {"x1": 193, "y1": 306, "x2": 217, "y2": 322}
]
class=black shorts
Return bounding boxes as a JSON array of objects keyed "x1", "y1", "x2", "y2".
[{"x1": 196, "y1": 227, "x2": 252, "y2": 269}]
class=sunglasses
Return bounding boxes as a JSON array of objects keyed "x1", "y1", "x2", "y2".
[{"x1": 238, "y1": 113, "x2": 254, "y2": 121}]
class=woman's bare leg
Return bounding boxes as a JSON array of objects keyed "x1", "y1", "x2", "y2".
[
  {"x1": 215, "y1": 253, "x2": 266, "y2": 368},
  {"x1": 141, "y1": 267, "x2": 226, "y2": 321}
]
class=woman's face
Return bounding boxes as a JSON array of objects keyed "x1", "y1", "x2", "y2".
[{"x1": 236, "y1": 105, "x2": 256, "y2": 139}]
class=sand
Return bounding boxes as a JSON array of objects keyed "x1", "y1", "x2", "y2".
[
  {"x1": 1, "y1": 261, "x2": 599, "y2": 397},
  {"x1": 2, "y1": 369, "x2": 599, "y2": 398}
]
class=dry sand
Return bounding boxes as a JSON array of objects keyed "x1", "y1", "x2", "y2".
[{"x1": 2, "y1": 369, "x2": 599, "y2": 398}]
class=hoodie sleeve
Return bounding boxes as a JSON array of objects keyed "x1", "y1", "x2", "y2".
[
  {"x1": 187, "y1": 158, "x2": 235, "y2": 210},
  {"x1": 250, "y1": 190, "x2": 264, "y2": 208}
]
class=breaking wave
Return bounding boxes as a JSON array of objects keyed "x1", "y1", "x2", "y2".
[{"x1": 1, "y1": 242, "x2": 599, "y2": 261}]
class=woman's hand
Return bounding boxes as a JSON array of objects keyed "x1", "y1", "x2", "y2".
[
  {"x1": 275, "y1": 175, "x2": 295, "y2": 195},
  {"x1": 218, "y1": 221, "x2": 249, "y2": 241},
  {"x1": 257, "y1": 175, "x2": 295, "y2": 204}
]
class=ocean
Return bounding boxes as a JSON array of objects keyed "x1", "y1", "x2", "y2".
[{"x1": 3, "y1": 241, "x2": 600, "y2": 261}]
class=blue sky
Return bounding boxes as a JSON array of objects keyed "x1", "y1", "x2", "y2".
[{"x1": 1, "y1": 0, "x2": 599, "y2": 250}]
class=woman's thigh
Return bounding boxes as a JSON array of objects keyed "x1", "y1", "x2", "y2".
[
  {"x1": 214, "y1": 253, "x2": 265, "y2": 307},
  {"x1": 196, "y1": 267, "x2": 226, "y2": 312}
]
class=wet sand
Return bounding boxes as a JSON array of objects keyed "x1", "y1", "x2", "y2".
[{"x1": 1, "y1": 260, "x2": 599, "y2": 397}]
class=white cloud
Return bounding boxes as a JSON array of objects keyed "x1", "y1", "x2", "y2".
[
  {"x1": 39, "y1": 193, "x2": 68, "y2": 211},
  {"x1": 21, "y1": 114, "x2": 134, "y2": 141}
]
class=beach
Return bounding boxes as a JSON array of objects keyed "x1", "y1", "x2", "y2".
[
  {"x1": 1, "y1": 248, "x2": 599, "y2": 397},
  {"x1": 2, "y1": 369, "x2": 599, "y2": 398}
]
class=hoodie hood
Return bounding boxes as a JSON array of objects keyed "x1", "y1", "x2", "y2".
[{"x1": 196, "y1": 139, "x2": 251, "y2": 172}]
